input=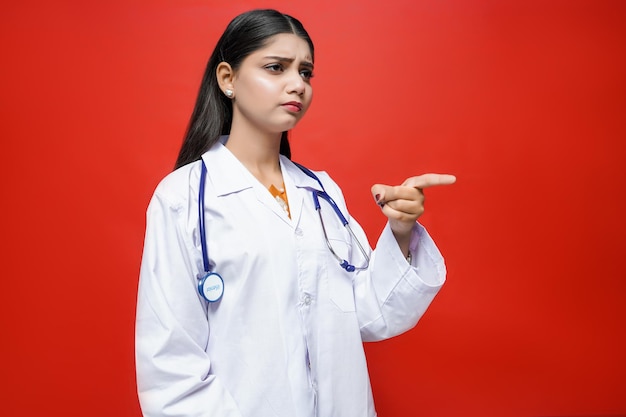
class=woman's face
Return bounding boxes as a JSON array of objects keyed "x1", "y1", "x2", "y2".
[{"x1": 229, "y1": 33, "x2": 314, "y2": 136}]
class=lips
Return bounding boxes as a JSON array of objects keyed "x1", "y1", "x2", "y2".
[{"x1": 282, "y1": 101, "x2": 303, "y2": 112}]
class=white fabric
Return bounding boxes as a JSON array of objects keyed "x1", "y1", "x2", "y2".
[{"x1": 136, "y1": 141, "x2": 447, "y2": 417}]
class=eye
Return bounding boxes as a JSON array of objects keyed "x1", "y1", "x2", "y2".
[
  {"x1": 299, "y1": 69, "x2": 314, "y2": 81},
  {"x1": 264, "y1": 63, "x2": 284, "y2": 73}
]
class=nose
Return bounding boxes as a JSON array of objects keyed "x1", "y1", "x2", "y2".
[{"x1": 287, "y1": 70, "x2": 306, "y2": 96}]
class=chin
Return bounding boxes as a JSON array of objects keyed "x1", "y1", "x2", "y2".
[{"x1": 274, "y1": 120, "x2": 301, "y2": 133}]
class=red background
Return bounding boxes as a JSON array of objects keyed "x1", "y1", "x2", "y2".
[{"x1": 1, "y1": 1, "x2": 625, "y2": 416}]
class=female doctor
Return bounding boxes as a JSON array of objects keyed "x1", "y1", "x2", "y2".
[{"x1": 136, "y1": 8, "x2": 455, "y2": 417}]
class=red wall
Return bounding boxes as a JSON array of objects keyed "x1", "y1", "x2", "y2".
[{"x1": 2, "y1": 1, "x2": 625, "y2": 416}]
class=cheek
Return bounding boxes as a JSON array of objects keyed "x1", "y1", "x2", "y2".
[
  {"x1": 242, "y1": 75, "x2": 280, "y2": 98},
  {"x1": 303, "y1": 88, "x2": 314, "y2": 110}
]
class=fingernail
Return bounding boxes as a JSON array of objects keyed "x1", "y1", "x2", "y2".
[{"x1": 375, "y1": 194, "x2": 381, "y2": 202}]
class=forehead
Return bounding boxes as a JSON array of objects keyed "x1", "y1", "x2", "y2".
[{"x1": 252, "y1": 33, "x2": 313, "y2": 62}]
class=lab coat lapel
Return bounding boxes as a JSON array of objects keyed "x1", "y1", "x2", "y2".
[
  {"x1": 280, "y1": 157, "x2": 324, "y2": 231},
  {"x1": 203, "y1": 143, "x2": 298, "y2": 227},
  {"x1": 251, "y1": 182, "x2": 293, "y2": 226}
]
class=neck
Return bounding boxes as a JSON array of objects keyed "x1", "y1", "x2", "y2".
[{"x1": 226, "y1": 127, "x2": 284, "y2": 188}]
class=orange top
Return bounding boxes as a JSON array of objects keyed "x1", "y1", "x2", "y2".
[{"x1": 269, "y1": 184, "x2": 290, "y2": 218}]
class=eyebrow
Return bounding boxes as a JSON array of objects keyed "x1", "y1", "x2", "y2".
[{"x1": 263, "y1": 56, "x2": 314, "y2": 69}]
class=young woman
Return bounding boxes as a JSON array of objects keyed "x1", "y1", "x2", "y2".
[{"x1": 136, "y1": 9, "x2": 455, "y2": 417}]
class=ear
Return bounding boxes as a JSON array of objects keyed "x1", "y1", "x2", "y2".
[{"x1": 216, "y1": 62, "x2": 235, "y2": 95}]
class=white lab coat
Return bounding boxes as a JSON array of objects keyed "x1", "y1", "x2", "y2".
[{"x1": 136, "y1": 140, "x2": 447, "y2": 417}]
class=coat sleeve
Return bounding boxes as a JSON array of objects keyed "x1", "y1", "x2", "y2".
[
  {"x1": 355, "y1": 221, "x2": 446, "y2": 342},
  {"x1": 135, "y1": 189, "x2": 243, "y2": 417},
  {"x1": 316, "y1": 172, "x2": 447, "y2": 342}
]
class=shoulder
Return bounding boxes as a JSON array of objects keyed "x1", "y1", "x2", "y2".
[{"x1": 150, "y1": 160, "x2": 203, "y2": 211}]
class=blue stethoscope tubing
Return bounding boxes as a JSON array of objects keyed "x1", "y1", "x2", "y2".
[
  {"x1": 293, "y1": 162, "x2": 370, "y2": 272},
  {"x1": 197, "y1": 160, "x2": 224, "y2": 303},
  {"x1": 197, "y1": 160, "x2": 370, "y2": 302}
]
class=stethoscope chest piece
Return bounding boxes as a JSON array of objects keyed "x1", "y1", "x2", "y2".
[{"x1": 198, "y1": 272, "x2": 224, "y2": 303}]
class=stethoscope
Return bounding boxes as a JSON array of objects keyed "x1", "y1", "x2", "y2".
[{"x1": 197, "y1": 160, "x2": 370, "y2": 303}]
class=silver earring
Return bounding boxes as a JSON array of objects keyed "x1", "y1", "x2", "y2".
[{"x1": 225, "y1": 89, "x2": 233, "y2": 98}]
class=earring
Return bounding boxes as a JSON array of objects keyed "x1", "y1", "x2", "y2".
[{"x1": 225, "y1": 89, "x2": 233, "y2": 98}]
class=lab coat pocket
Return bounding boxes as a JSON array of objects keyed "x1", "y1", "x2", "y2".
[{"x1": 326, "y1": 238, "x2": 356, "y2": 313}]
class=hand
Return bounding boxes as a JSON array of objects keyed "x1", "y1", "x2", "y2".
[{"x1": 371, "y1": 173, "x2": 456, "y2": 237}]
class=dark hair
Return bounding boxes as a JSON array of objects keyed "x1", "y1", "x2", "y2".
[{"x1": 174, "y1": 9, "x2": 314, "y2": 169}]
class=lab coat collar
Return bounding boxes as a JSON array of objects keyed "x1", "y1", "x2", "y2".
[
  {"x1": 202, "y1": 139, "x2": 324, "y2": 197},
  {"x1": 201, "y1": 141, "x2": 255, "y2": 196},
  {"x1": 280, "y1": 157, "x2": 325, "y2": 193}
]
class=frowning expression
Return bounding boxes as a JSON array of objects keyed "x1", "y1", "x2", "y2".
[{"x1": 228, "y1": 33, "x2": 314, "y2": 135}]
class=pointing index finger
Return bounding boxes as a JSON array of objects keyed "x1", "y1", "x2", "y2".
[{"x1": 402, "y1": 174, "x2": 457, "y2": 189}]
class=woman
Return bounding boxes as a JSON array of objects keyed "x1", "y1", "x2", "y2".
[{"x1": 136, "y1": 8, "x2": 455, "y2": 417}]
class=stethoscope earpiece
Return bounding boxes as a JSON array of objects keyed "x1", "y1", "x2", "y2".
[{"x1": 340, "y1": 260, "x2": 356, "y2": 272}]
